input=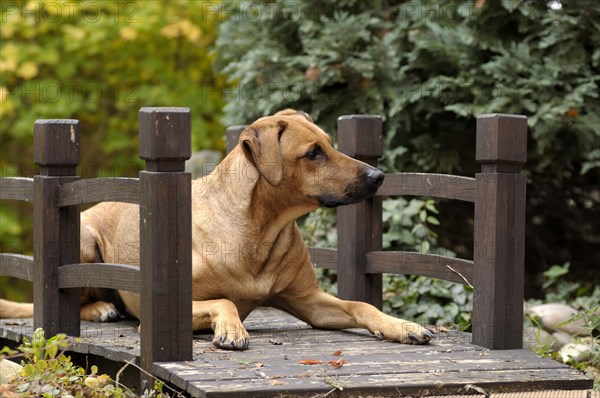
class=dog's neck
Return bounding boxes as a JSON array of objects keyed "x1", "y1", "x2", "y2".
[{"x1": 193, "y1": 147, "x2": 314, "y2": 254}]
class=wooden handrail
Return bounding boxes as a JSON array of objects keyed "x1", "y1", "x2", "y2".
[
  {"x1": 307, "y1": 247, "x2": 338, "y2": 270},
  {"x1": 0, "y1": 254, "x2": 34, "y2": 281},
  {"x1": 58, "y1": 178, "x2": 139, "y2": 206},
  {"x1": 376, "y1": 173, "x2": 475, "y2": 202},
  {"x1": 58, "y1": 263, "x2": 140, "y2": 292},
  {"x1": 0, "y1": 177, "x2": 34, "y2": 202},
  {"x1": 366, "y1": 251, "x2": 473, "y2": 286}
]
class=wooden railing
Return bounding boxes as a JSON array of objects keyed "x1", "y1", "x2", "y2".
[{"x1": 0, "y1": 108, "x2": 193, "y2": 389}]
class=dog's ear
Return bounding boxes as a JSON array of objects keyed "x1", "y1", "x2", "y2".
[
  {"x1": 240, "y1": 121, "x2": 286, "y2": 187},
  {"x1": 275, "y1": 109, "x2": 314, "y2": 123}
]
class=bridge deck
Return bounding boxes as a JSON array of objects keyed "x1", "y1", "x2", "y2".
[{"x1": 0, "y1": 308, "x2": 593, "y2": 397}]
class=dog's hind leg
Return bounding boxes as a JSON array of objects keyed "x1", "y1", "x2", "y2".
[
  {"x1": 192, "y1": 299, "x2": 250, "y2": 350},
  {"x1": 78, "y1": 219, "x2": 120, "y2": 322},
  {"x1": 0, "y1": 299, "x2": 33, "y2": 318}
]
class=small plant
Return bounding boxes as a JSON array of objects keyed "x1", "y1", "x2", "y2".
[{"x1": 1, "y1": 328, "x2": 181, "y2": 397}]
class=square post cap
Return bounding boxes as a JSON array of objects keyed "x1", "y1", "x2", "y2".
[
  {"x1": 337, "y1": 115, "x2": 383, "y2": 158},
  {"x1": 34, "y1": 119, "x2": 80, "y2": 167},
  {"x1": 139, "y1": 107, "x2": 191, "y2": 162},
  {"x1": 476, "y1": 114, "x2": 527, "y2": 169}
]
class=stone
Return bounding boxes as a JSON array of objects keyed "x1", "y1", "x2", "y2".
[
  {"x1": 528, "y1": 303, "x2": 588, "y2": 336},
  {"x1": 558, "y1": 342, "x2": 592, "y2": 363},
  {"x1": 0, "y1": 359, "x2": 22, "y2": 383}
]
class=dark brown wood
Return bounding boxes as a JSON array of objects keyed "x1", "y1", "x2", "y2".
[
  {"x1": 139, "y1": 107, "x2": 191, "y2": 171},
  {"x1": 33, "y1": 119, "x2": 81, "y2": 337},
  {"x1": 307, "y1": 247, "x2": 338, "y2": 270},
  {"x1": 58, "y1": 263, "x2": 140, "y2": 292},
  {"x1": 366, "y1": 251, "x2": 473, "y2": 286},
  {"x1": 336, "y1": 115, "x2": 383, "y2": 308},
  {"x1": 0, "y1": 177, "x2": 34, "y2": 202},
  {"x1": 58, "y1": 178, "x2": 139, "y2": 206},
  {"x1": 138, "y1": 108, "x2": 193, "y2": 386},
  {"x1": 0, "y1": 254, "x2": 34, "y2": 281},
  {"x1": 376, "y1": 173, "x2": 476, "y2": 202},
  {"x1": 226, "y1": 125, "x2": 247, "y2": 154},
  {"x1": 473, "y1": 114, "x2": 527, "y2": 350},
  {"x1": 34, "y1": 119, "x2": 80, "y2": 174}
]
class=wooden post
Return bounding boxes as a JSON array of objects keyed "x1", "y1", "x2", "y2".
[
  {"x1": 226, "y1": 125, "x2": 247, "y2": 154},
  {"x1": 336, "y1": 115, "x2": 383, "y2": 308},
  {"x1": 473, "y1": 114, "x2": 527, "y2": 349},
  {"x1": 138, "y1": 107, "x2": 193, "y2": 387},
  {"x1": 33, "y1": 120, "x2": 81, "y2": 337}
]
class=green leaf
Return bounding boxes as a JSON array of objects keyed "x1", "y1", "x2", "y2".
[
  {"x1": 543, "y1": 263, "x2": 570, "y2": 288},
  {"x1": 426, "y1": 216, "x2": 440, "y2": 225}
]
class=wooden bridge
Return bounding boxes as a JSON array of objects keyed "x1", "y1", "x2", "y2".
[
  {"x1": 0, "y1": 308, "x2": 593, "y2": 397},
  {"x1": 0, "y1": 109, "x2": 594, "y2": 396}
]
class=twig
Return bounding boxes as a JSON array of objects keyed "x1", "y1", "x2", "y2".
[
  {"x1": 446, "y1": 265, "x2": 474, "y2": 289},
  {"x1": 116, "y1": 359, "x2": 186, "y2": 397}
]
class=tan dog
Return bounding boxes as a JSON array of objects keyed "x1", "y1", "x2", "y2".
[{"x1": 2, "y1": 110, "x2": 433, "y2": 349}]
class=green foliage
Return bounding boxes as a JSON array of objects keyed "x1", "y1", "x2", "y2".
[
  {"x1": 0, "y1": 0, "x2": 226, "y2": 299},
  {"x1": 1, "y1": 1, "x2": 224, "y2": 155},
  {"x1": 2, "y1": 328, "x2": 180, "y2": 397},
  {"x1": 381, "y1": 198, "x2": 473, "y2": 328},
  {"x1": 216, "y1": 0, "x2": 600, "y2": 293},
  {"x1": 536, "y1": 262, "x2": 600, "y2": 307}
]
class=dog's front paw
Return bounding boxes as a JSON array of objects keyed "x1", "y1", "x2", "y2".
[
  {"x1": 80, "y1": 301, "x2": 120, "y2": 322},
  {"x1": 212, "y1": 321, "x2": 250, "y2": 350},
  {"x1": 375, "y1": 321, "x2": 434, "y2": 345}
]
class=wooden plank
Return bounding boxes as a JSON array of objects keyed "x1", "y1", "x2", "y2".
[
  {"x1": 336, "y1": 115, "x2": 383, "y2": 308},
  {"x1": 377, "y1": 173, "x2": 476, "y2": 202},
  {"x1": 0, "y1": 254, "x2": 34, "y2": 281},
  {"x1": 366, "y1": 251, "x2": 473, "y2": 285},
  {"x1": 173, "y1": 348, "x2": 571, "y2": 377},
  {"x1": 58, "y1": 262, "x2": 140, "y2": 292},
  {"x1": 0, "y1": 177, "x2": 34, "y2": 202},
  {"x1": 58, "y1": 178, "x2": 139, "y2": 206},
  {"x1": 307, "y1": 247, "x2": 337, "y2": 270}
]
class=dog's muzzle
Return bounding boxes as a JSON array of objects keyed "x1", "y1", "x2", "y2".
[{"x1": 318, "y1": 167, "x2": 385, "y2": 208}]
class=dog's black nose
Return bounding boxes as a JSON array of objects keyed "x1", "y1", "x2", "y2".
[{"x1": 367, "y1": 169, "x2": 385, "y2": 186}]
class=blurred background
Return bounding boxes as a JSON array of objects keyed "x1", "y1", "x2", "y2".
[{"x1": 0, "y1": 0, "x2": 598, "y2": 343}]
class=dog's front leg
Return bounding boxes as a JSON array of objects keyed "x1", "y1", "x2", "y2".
[
  {"x1": 274, "y1": 290, "x2": 434, "y2": 345},
  {"x1": 192, "y1": 299, "x2": 250, "y2": 350}
]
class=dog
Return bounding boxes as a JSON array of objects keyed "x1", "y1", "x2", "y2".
[{"x1": 1, "y1": 109, "x2": 433, "y2": 349}]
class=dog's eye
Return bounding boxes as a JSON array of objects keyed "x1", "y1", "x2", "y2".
[{"x1": 305, "y1": 146, "x2": 324, "y2": 161}]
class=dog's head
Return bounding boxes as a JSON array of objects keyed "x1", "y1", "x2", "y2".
[{"x1": 239, "y1": 109, "x2": 384, "y2": 209}]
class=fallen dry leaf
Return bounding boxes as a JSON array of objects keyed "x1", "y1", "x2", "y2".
[
  {"x1": 331, "y1": 350, "x2": 342, "y2": 356},
  {"x1": 327, "y1": 359, "x2": 347, "y2": 368},
  {"x1": 298, "y1": 359, "x2": 324, "y2": 365},
  {"x1": 269, "y1": 380, "x2": 287, "y2": 386},
  {"x1": 255, "y1": 362, "x2": 263, "y2": 368}
]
